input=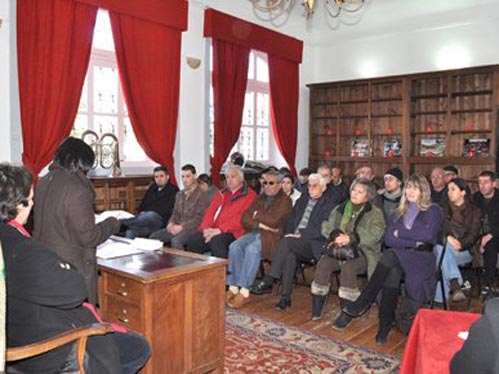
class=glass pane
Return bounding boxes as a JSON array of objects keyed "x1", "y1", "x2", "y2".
[
  {"x1": 94, "y1": 115, "x2": 118, "y2": 135},
  {"x1": 92, "y1": 10, "x2": 115, "y2": 51},
  {"x1": 94, "y1": 66, "x2": 118, "y2": 114},
  {"x1": 78, "y1": 77, "x2": 88, "y2": 112},
  {"x1": 209, "y1": 122, "x2": 214, "y2": 157},
  {"x1": 256, "y1": 128, "x2": 269, "y2": 161},
  {"x1": 124, "y1": 117, "x2": 147, "y2": 161},
  {"x1": 71, "y1": 114, "x2": 89, "y2": 138},
  {"x1": 239, "y1": 126, "x2": 254, "y2": 160},
  {"x1": 248, "y1": 52, "x2": 255, "y2": 80},
  {"x1": 242, "y1": 92, "x2": 254, "y2": 126},
  {"x1": 256, "y1": 55, "x2": 269, "y2": 82},
  {"x1": 257, "y1": 92, "x2": 269, "y2": 127}
]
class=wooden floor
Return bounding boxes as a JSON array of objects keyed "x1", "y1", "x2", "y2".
[{"x1": 239, "y1": 274, "x2": 484, "y2": 358}]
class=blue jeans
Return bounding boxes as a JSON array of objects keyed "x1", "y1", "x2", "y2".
[
  {"x1": 227, "y1": 232, "x2": 262, "y2": 289},
  {"x1": 434, "y1": 243, "x2": 473, "y2": 302},
  {"x1": 122, "y1": 211, "x2": 164, "y2": 239}
]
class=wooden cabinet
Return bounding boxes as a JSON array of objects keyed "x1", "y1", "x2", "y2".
[
  {"x1": 90, "y1": 175, "x2": 152, "y2": 214},
  {"x1": 308, "y1": 65, "x2": 499, "y2": 186},
  {"x1": 98, "y1": 249, "x2": 228, "y2": 374}
]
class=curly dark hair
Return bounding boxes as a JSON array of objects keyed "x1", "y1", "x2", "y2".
[
  {"x1": 54, "y1": 137, "x2": 95, "y2": 174},
  {"x1": 0, "y1": 163, "x2": 34, "y2": 222}
]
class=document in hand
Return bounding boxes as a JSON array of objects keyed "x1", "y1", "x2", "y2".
[
  {"x1": 95, "y1": 210, "x2": 135, "y2": 224},
  {"x1": 96, "y1": 238, "x2": 143, "y2": 259},
  {"x1": 130, "y1": 238, "x2": 164, "y2": 251}
]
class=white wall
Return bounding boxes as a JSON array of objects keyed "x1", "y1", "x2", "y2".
[
  {"x1": 309, "y1": 3, "x2": 499, "y2": 82},
  {"x1": 0, "y1": 0, "x2": 22, "y2": 164}
]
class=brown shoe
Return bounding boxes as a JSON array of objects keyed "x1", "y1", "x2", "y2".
[
  {"x1": 228, "y1": 293, "x2": 251, "y2": 309},
  {"x1": 226, "y1": 290, "x2": 237, "y2": 304}
]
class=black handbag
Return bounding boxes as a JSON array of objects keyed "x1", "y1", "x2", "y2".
[{"x1": 323, "y1": 229, "x2": 360, "y2": 261}]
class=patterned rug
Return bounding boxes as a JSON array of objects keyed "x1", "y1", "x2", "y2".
[{"x1": 224, "y1": 309, "x2": 400, "y2": 374}]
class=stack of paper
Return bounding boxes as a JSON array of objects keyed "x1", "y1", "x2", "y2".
[
  {"x1": 96, "y1": 239, "x2": 142, "y2": 259},
  {"x1": 130, "y1": 238, "x2": 163, "y2": 251},
  {"x1": 95, "y1": 210, "x2": 135, "y2": 224}
]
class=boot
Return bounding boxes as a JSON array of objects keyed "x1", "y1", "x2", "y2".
[
  {"x1": 332, "y1": 298, "x2": 352, "y2": 331},
  {"x1": 311, "y1": 295, "x2": 327, "y2": 321},
  {"x1": 375, "y1": 287, "x2": 398, "y2": 345},
  {"x1": 343, "y1": 263, "x2": 389, "y2": 317}
]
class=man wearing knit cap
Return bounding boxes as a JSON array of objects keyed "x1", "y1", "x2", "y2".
[
  {"x1": 377, "y1": 167, "x2": 403, "y2": 220},
  {"x1": 443, "y1": 165, "x2": 459, "y2": 184}
]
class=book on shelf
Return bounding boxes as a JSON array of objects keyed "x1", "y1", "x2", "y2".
[
  {"x1": 462, "y1": 138, "x2": 490, "y2": 158},
  {"x1": 420, "y1": 138, "x2": 445, "y2": 157},
  {"x1": 383, "y1": 139, "x2": 402, "y2": 158},
  {"x1": 351, "y1": 139, "x2": 370, "y2": 157}
]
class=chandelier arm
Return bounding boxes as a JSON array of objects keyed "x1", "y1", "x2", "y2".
[{"x1": 324, "y1": 0, "x2": 341, "y2": 18}]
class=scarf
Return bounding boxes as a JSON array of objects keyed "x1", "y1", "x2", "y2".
[
  {"x1": 340, "y1": 201, "x2": 365, "y2": 233},
  {"x1": 403, "y1": 203, "x2": 419, "y2": 230}
]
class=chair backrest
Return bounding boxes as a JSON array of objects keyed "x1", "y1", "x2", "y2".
[{"x1": 0, "y1": 240, "x2": 6, "y2": 372}]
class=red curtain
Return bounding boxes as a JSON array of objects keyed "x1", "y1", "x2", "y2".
[
  {"x1": 210, "y1": 39, "x2": 250, "y2": 186},
  {"x1": 109, "y1": 11, "x2": 182, "y2": 184},
  {"x1": 17, "y1": 0, "x2": 97, "y2": 176},
  {"x1": 268, "y1": 55, "x2": 299, "y2": 176},
  {"x1": 204, "y1": 9, "x2": 303, "y2": 178}
]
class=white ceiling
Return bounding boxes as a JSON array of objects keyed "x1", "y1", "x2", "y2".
[{"x1": 195, "y1": 0, "x2": 499, "y2": 46}]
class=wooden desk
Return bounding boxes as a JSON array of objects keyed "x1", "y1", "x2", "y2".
[{"x1": 98, "y1": 249, "x2": 228, "y2": 374}]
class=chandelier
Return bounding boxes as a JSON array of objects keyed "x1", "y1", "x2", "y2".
[{"x1": 251, "y1": 0, "x2": 365, "y2": 22}]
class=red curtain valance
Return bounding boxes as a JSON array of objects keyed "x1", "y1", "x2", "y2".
[
  {"x1": 204, "y1": 8, "x2": 303, "y2": 63},
  {"x1": 75, "y1": 0, "x2": 188, "y2": 30}
]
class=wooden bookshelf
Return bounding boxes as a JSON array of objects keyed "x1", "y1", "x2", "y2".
[{"x1": 308, "y1": 65, "x2": 499, "y2": 185}]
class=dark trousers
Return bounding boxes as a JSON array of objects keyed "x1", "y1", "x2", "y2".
[
  {"x1": 61, "y1": 332, "x2": 151, "y2": 374},
  {"x1": 149, "y1": 229, "x2": 196, "y2": 249},
  {"x1": 185, "y1": 231, "x2": 236, "y2": 258},
  {"x1": 270, "y1": 237, "x2": 315, "y2": 297},
  {"x1": 483, "y1": 238, "x2": 499, "y2": 286}
]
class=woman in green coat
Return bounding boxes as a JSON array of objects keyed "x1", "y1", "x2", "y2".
[{"x1": 310, "y1": 178, "x2": 385, "y2": 330}]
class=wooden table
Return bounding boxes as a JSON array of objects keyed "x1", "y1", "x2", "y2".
[{"x1": 98, "y1": 248, "x2": 228, "y2": 374}]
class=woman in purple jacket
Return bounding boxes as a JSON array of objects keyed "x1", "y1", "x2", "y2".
[{"x1": 342, "y1": 174, "x2": 441, "y2": 344}]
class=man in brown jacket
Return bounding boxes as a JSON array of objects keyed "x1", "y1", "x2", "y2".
[
  {"x1": 150, "y1": 164, "x2": 209, "y2": 249},
  {"x1": 226, "y1": 170, "x2": 292, "y2": 308}
]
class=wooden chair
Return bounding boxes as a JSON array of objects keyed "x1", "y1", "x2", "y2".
[{"x1": 1, "y1": 239, "x2": 113, "y2": 374}]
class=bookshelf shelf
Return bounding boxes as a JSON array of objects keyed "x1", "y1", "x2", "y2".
[{"x1": 308, "y1": 65, "x2": 499, "y2": 184}]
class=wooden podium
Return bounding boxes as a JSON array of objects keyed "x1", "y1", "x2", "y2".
[{"x1": 98, "y1": 249, "x2": 228, "y2": 374}]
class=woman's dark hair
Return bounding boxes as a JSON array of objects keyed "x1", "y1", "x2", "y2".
[
  {"x1": 198, "y1": 173, "x2": 212, "y2": 186},
  {"x1": 448, "y1": 177, "x2": 473, "y2": 205},
  {"x1": 283, "y1": 173, "x2": 295, "y2": 184},
  {"x1": 54, "y1": 137, "x2": 95, "y2": 174},
  {"x1": 0, "y1": 163, "x2": 34, "y2": 222}
]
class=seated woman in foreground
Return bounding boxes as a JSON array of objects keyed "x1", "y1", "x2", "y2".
[
  {"x1": 310, "y1": 178, "x2": 385, "y2": 331},
  {"x1": 434, "y1": 177, "x2": 482, "y2": 303},
  {"x1": 0, "y1": 163, "x2": 150, "y2": 373},
  {"x1": 342, "y1": 174, "x2": 441, "y2": 345}
]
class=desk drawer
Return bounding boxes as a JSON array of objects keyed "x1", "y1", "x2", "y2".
[
  {"x1": 105, "y1": 276, "x2": 143, "y2": 304},
  {"x1": 104, "y1": 297, "x2": 143, "y2": 332}
]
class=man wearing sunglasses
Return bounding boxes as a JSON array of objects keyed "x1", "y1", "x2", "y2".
[{"x1": 226, "y1": 170, "x2": 293, "y2": 308}]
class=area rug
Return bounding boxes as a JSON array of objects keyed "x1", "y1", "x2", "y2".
[{"x1": 224, "y1": 309, "x2": 400, "y2": 374}]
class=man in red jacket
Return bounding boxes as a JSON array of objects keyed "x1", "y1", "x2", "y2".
[{"x1": 185, "y1": 165, "x2": 257, "y2": 258}]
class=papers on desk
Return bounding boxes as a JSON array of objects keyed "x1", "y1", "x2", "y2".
[
  {"x1": 95, "y1": 210, "x2": 135, "y2": 224},
  {"x1": 96, "y1": 236, "x2": 164, "y2": 259},
  {"x1": 97, "y1": 238, "x2": 142, "y2": 259},
  {"x1": 130, "y1": 238, "x2": 163, "y2": 251}
]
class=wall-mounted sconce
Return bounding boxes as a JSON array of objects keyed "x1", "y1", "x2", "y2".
[{"x1": 186, "y1": 56, "x2": 201, "y2": 69}]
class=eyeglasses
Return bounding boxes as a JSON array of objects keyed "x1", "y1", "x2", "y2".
[{"x1": 262, "y1": 181, "x2": 277, "y2": 186}]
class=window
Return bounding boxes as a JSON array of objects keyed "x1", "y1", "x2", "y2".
[
  {"x1": 209, "y1": 49, "x2": 271, "y2": 162},
  {"x1": 71, "y1": 10, "x2": 149, "y2": 164}
]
